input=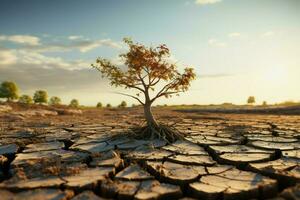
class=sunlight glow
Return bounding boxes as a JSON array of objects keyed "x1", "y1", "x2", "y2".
[{"x1": 261, "y1": 66, "x2": 289, "y2": 86}]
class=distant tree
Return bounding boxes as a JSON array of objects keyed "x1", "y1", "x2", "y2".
[
  {"x1": 221, "y1": 102, "x2": 234, "y2": 106},
  {"x1": 118, "y1": 101, "x2": 127, "y2": 108},
  {"x1": 92, "y1": 38, "x2": 196, "y2": 142},
  {"x1": 247, "y1": 96, "x2": 256, "y2": 104},
  {"x1": 132, "y1": 103, "x2": 136, "y2": 107},
  {"x1": 0, "y1": 81, "x2": 19, "y2": 101},
  {"x1": 106, "y1": 103, "x2": 112, "y2": 108},
  {"x1": 49, "y1": 96, "x2": 62, "y2": 106},
  {"x1": 18, "y1": 95, "x2": 33, "y2": 104},
  {"x1": 96, "y1": 102, "x2": 103, "y2": 108},
  {"x1": 69, "y1": 99, "x2": 79, "y2": 108},
  {"x1": 278, "y1": 101, "x2": 299, "y2": 106},
  {"x1": 262, "y1": 101, "x2": 267, "y2": 106},
  {"x1": 33, "y1": 90, "x2": 48, "y2": 104}
]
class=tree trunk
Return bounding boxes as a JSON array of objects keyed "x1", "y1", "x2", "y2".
[{"x1": 144, "y1": 102, "x2": 159, "y2": 128}]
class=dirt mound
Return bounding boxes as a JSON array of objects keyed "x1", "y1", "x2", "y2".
[
  {"x1": 55, "y1": 109, "x2": 83, "y2": 115},
  {"x1": 0, "y1": 105, "x2": 12, "y2": 112}
]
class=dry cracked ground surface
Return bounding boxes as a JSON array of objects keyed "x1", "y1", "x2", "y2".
[{"x1": 0, "y1": 105, "x2": 299, "y2": 200}]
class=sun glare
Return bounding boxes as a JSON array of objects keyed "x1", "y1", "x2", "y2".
[{"x1": 261, "y1": 66, "x2": 289, "y2": 86}]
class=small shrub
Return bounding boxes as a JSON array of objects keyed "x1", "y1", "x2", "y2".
[
  {"x1": 96, "y1": 102, "x2": 103, "y2": 108},
  {"x1": 69, "y1": 99, "x2": 79, "y2": 108},
  {"x1": 18, "y1": 95, "x2": 33, "y2": 104},
  {"x1": 247, "y1": 96, "x2": 255, "y2": 104},
  {"x1": 118, "y1": 101, "x2": 127, "y2": 108},
  {"x1": 49, "y1": 96, "x2": 62, "y2": 106},
  {"x1": 33, "y1": 90, "x2": 48, "y2": 104}
]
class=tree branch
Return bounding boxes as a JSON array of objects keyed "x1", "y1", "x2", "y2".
[
  {"x1": 150, "y1": 77, "x2": 161, "y2": 86},
  {"x1": 153, "y1": 79, "x2": 176, "y2": 99},
  {"x1": 143, "y1": 67, "x2": 151, "y2": 86},
  {"x1": 137, "y1": 73, "x2": 148, "y2": 91},
  {"x1": 149, "y1": 64, "x2": 173, "y2": 86},
  {"x1": 151, "y1": 90, "x2": 183, "y2": 103},
  {"x1": 114, "y1": 92, "x2": 144, "y2": 105},
  {"x1": 123, "y1": 83, "x2": 145, "y2": 92}
]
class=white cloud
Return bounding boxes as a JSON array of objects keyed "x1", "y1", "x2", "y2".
[
  {"x1": 0, "y1": 34, "x2": 122, "y2": 101},
  {"x1": 0, "y1": 34, "x2": 124, "y2": 88},
  {"x1": 0, "y1": 48, "x2": 89, "y2": 70},
  {"x1": 0, "y1": 49, "x2": 18, "y2": 65},
  {"x1": 75, "y1": 39, "x2": 122, "y2": 53},
  {"x1": 228, "y1": 32, "x2": 241, "y2": 38},
  {"x1": 68, "y1": 35, "x2": 83, "y2": 40},
  {"x1": 110, "y1": 56, "x2": 125, "y2": 67},
  {"x1": 22, "y1": 38, "x2": 122, "y2": 53},
  {"x1": 165, "y1": 55, "x2": 179, "y2": 65},
  {"x1": 0, "y1": 34, "x2": 121, "y2": 53},
  {"x1": 262, "y1": 31, "x2": 274, "y2": 37},
  {"x1": 17, "y1": 50, "x2": 89, "y2": 70},
  {"x1": 19, "y1": 51, "x2": 69, "y2": 68},
  {"x1": 208, "y1": 39, "x2": 226, "y2": 47},
  {"x1": 195, "y1": 0, "x2": 222, "y2": 5},
  {"x1": 208, "y1": 39, "x2": 217, "y2": 44},
  {"x1": 0, "y1": 34, "x2": 40, "y2": 46},
  {"x1": 0, "y1": 34, "x2": 122, "y2": 72}
]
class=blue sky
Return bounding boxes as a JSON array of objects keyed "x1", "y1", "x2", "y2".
[{"x1": 0, "y1": 0, "x2": 299, "y2": 106}]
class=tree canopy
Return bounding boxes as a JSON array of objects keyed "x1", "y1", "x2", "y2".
[
  {"x1": 0, "y1": 81, "x2": 19, "y2": 101},
  {"x1": 92, "y1": 38, "x2": 196, "y2": 106},
  {"x1": 118, "y1": 100, "x2": 127, "y2": 108},
  {"x1": 33, "y1": 90, "x2": 48, "y2": 104},
  {"x1": 69, "y1": 99, "x2": 79, "y2": 108},
  {"x1": 49, "y1": 96, "x2": 62, "y2": 106},
  {"x1": 247, "y1": 96, "x2": 256, "y2": 104},
  {"x1": 96, "y1": 102, "x2": 103, "y2": 108},
  {"x1": 106, "y1": 103, "x2": 112, "y2": 108},
  {"x1": 18, "y1": 95, "x2": 33, "y2": 104}
]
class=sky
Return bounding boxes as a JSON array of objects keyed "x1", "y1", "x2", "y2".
[{"x1": 0, "y1": 0, "x2": 299, "y2": 106}]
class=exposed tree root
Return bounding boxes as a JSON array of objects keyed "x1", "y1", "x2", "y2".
[
  {"x1": 129, "y1": 123, "x2": 186, "y2": 143},
  {"x1": 107, "y1": 120, "x2": 186, "y2": 144}
]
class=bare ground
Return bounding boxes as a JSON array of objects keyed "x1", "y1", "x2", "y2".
[{"x1": 0, "y1": 103, "x2": 299, "y2": 199}]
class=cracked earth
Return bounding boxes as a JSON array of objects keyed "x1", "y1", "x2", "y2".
[{"x1": 0, "y1": 106, "x2": 299, "y2": 200}]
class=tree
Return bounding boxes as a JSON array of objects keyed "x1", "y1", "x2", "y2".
[
  {"x1": 69, "y1": 99, "x2": 79, "y2": 108},
  {"x1": 247, "y1": 96, "x2": 256, "y2": 104},
  {"x1": 92, "y1": 38, "x2": 196, "y2": 142},
  {"x1": 96, "y1": 102, "x2": 103, "y2": 108},
  {"x1": 18, "y1": 95, "x2": 33, "y2": 104},
  {"x1": 33, "y1": 90, "x2": 48, "y2": 104},
  {"x1": 118, "y1": 101, "x2": 127, "y2": 108},
  {"x1": 0, "y1": 81, "x2": 19, "y2": 101},
  {"x1": 49, "y1": 96, "x2": 62, "y2": 106},
  {"x1": 262, "y1": 101, "x2": 267, "y2": 106},
  {"x1": 106, "y1": 103, "x2": 112, "y2": 108}
]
